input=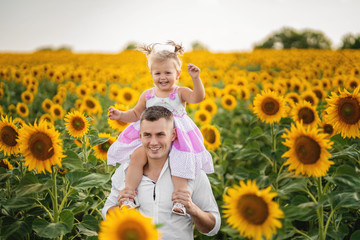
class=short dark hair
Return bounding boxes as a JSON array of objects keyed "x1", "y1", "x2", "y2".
[{"x1": 140, "y1": 106, "x2": 174, "y2": 125}]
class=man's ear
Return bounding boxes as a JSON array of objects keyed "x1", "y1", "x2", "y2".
[{"x1": 171, "y1": 128, "x2": 177, "y2": 141}]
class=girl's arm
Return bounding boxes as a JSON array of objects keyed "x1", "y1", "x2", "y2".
[
  {"x1": 108, "y1": 91, "x2": 147, "y2": 123},
  {"x1": 179, "y1": 64, "x2": 205, "y2": 104}
]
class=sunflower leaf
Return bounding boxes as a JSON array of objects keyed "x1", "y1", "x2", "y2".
[
  {"x1": 60, "y1": 210, "x2": 74, "y2": 231},
  {"x1": 80, "y1": 214, "x2": 100, "y2": 232},
  {"x1": 32, "y1": 219, "x2": 70, "y2": 238},
  {"x1": 89, "y1": 137, "x2": 108, "y2": 146},
  {"x1": 15, "y1": 180, "x2": 53, "y2": 197},
  {"x1": 350, "y1": 230, "x2": 360, "y2": 240},
  {"x1": 68, "y1": 172, "x2": 110, "y2": 190},
  {"x1": 62, "y1": 150, "x2": 83, "y2": 169},
  {"x1": 327, "y1": 191, "x2": 360, "y2": 209}
]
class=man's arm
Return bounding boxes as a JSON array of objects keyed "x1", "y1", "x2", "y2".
[
  {"x1": 172, "y1": 189, "x2": 216, "y2": 233},
  {"x1": 172, "y1": 171, "x2": 221, "y2": 236}
]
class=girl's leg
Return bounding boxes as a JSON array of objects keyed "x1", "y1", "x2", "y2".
[
  {"x1": 171, "y1": 176, "x2": 188, "y2": 215},
  {"x1": 124, "y1": 146, "x2": 147, "y2": 206}
]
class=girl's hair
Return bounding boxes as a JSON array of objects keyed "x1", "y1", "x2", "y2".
[{"x1": 138, "y1": 41, "x2": 184, "y2": 72}]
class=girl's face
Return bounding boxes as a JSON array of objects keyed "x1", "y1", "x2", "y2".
[{"x1": 151, "y1": 60, "x2": 180, "y2": 92}]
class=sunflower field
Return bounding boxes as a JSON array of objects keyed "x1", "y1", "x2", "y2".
[{"x1": 1, "y1": 49, "x2": 360, "y2": 240}]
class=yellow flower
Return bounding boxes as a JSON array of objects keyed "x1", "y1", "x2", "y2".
[
  {"x1": 50, "y1": 104, "x2": 65, "y2": 120},
  {"x1": 194, "y1": 109, "x2": 212, "y2": 125},
  {"x1": 0, "y1": 115, "x2": 20, "y2": 156},
  {"x1": 325, "y1": 87, "x2": 360, "y2": 138},
  {"x1": 76, "y1": 84, "x2": 90, "y2": 98},
  {"x1": 107, "y1": 104, "x2": 131, "y2": 132},
  {"x1": 92, "y1": 133, "x2": 116, "y2": 161},
  {"x1": 0, "y1": 158, "x2": 13, "y2": 169},
  {"x1": 118, "y1": 87, "x2": 140, "y2": 107},
  {"x1": 301, "y1": 90, "x2": 319, "y2": 107},
  {"x1": 42, "y1": 98, "x2": 53, "y2": 113},
  {"x1": 252, "y1": 90, "x2": 286, "y2": 124},
  {"x1": 21, "y1": 90, "x2": 34, "y2": 104},
  {"x1": 221, "y1": 94, "x2": 237, "y2": 110},
  {"x1": 199, "y1": 99, "x2": 217, "y2": 116},
  {"x1": 223, "y1": 180, "x2": 283, "y2": 240},
  {"x1": 18, "y1": 120, "x2": 65, "y2": 173},
  {"x1": 98, "y1": 207, "x2": 160, "y2": 240},
  {"x1": 291, "y1": 101, "x2": 320, "y2": 128},
  {"x1": 320, "y1": 121, "x2": 335, "y2": 138},
  {"x1": 200, "y1": 124, "x2": 221, "y2": 151},
  {"x1": 64, "y1": 111, "x2": 90, "y2": 138},
  {"x1": 282, "y1": 123, "x2": 334, "y2": 177},
  {"x1": 16, "y1": 102, "x2": 29, "y2": 118},
  {"x1": 80, "y1": 96, "x2": 102, "y2": 116},
  {"x1": 39, "y1": 113, "x2": 54, "y2": 126}
]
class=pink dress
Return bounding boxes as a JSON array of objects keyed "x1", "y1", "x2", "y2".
[{"x1": 107, "y1": 87, "x2": 214, "y2": 179}]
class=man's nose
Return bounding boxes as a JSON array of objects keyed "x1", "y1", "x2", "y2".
[{"x1": 150, "y1": 136, "x2": 158, "y2": 145}]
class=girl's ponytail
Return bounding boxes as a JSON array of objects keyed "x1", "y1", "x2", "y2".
[{"x1": 167, "y1": 40, "x2": 184, "y2": 56}]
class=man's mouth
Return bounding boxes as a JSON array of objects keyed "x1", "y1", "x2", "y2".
[{"x1": 150, "y1": 146, "x2": 160, "y2": 151}]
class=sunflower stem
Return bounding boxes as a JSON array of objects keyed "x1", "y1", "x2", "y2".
[
  {"x1": 293, "y1": 227, "x2": 313, "y2": 240},
  {"x1": 316, "y1": 177, "x2": 324, "y2": 240},
  {"x1": 260, "y1": 152, "x2": 274, "y2": 167},
  {"x1": 270, "y1": 123, "x2": 277, "y2": 174},
  {"x1": 58, "y1": 183, "x2": 72, "y2": 213},
  {"x1": 82, "y1": 135, "x2": 88, "y2": 162},
  {"x1": 324, "y1": 206, "x2": 338, "y2": 238},
  {"x1": 51, "y1": 167, "x2": 60, "y2": 223}
]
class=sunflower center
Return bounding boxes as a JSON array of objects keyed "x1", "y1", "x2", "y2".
[
  {"x1": 86, "y1": 100, "x2": 95, "y2": 109},
  {"x1": 45, "y1": 103, "x2": 51, "y2": 109},
  {"x1": 314, "y1": 90, "x2": 322, "y2": 99},
  {"x1": 124, "y1": 93, "x2": 132, "y2": 101},
  {"x1": 295, "y1": 135, "x2": 321, "y2": 164},
  {"x1": 1, "y1": 126, "x2": 18, "y2": 146},
  {"x1": 323, "y1": 124, "x2": 334, "y2": 134},
  {"x1": 101, "y1": 142, "x2": 111, "y2": 151},
  {"x1": 350, "y1": 81, "x2": 358, "y2": 89},
  {"x1": 238, "y1": 194, "x2": 269, "y2": 225},
  {"x1": 226, "y1": 99, "x2": 232, "y2": 105},
  {"x1": 200, "y1": 114, "x2": 206, "y2": 121},
  {"x1": 204, "y1": 129, "x2": 216, "y2": 144},
  {"x1": 298, "y1": 107, "x2": 315, "y2": 124},
  {"x1": 72, "y1": 117, "x2": 85, "y2": 130},
  {"x1": 54, "y1": 108, "x2": 61, "y2": 116},
  {"x1": 338, "y1": 97, "x2": 360, "y2": 124},
  {"x1": 29, "y1": 132, "x2": 54, "y2": 160},
  {"x1": 261, "y1": 97, "x2": 280, "y2": 115},
  {"x1": 20, "y1": 106, "x2": 27, "y2": 113},
  {"x1": 118, "y1": 221, "x2": 147, "y2": 240},
  {"x1": 205, "y1": 105, "x2": 213, "y2": 113}
]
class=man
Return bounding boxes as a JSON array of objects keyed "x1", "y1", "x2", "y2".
[{"x1": 102, "y1": 106, "x2": 220, "y2": 239}]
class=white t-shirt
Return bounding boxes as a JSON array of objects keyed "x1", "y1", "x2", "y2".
[{"x1": 102, "y1": 159, "x2": 221, "y2": 240}]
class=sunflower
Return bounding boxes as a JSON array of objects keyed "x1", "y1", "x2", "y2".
[
  {"x1": 199, "y1": 99, "x2": 218, "y2": 116},
  {"x1": 76, "y1": 84, "x2": 90, "y2": 98},
  {"x1": 312, "y1": 86, "x2": 326, "y2": 102},
  {"x1": 92, "y1": 133, "x2": 116, "y2": 161},
  {"x1": 50, "y1": 104, "x2": 65, "y2": 120},
  {"x1": 223, "y1": 180, "x2": 283, "y2": 240},
  {"x1": 194, "y1": 109, "x2": 212, "y2": 125},
  {"x1": 238, "y1": 86, "x2": 250, "y2": 100},
  {"x1": 13, "y1": 117, "x2": 25, "y2": 128},
  {"x1": 291, "y1": 101, "x2": 320, "y2": 128},
  {"x1": 98, "y1": 207, "x2": 160, "y2": 240},
  {"x1": 42, "y1": 98, "x2": 53, "y2": 113},
  {"x1": 53, "y1": 94, "x2": 64, "y2": 105},
  {"x1": 0, "y1": 158, "x2": 14, "y2": 169},
  {"x1": 107, "y1": 104, "x2": 131, "y2": 132},
  {"x1": 0, "y1": 88, "x2": 4, "y2": 100},
  {"x1": 301, "y1": 90, "x2": 319, "y2": 107},
  {"x1": 39, "y1": 113, "x2": 54, "y2": 126},
  {"x1": 200, "y1": 124, "x2": 221, "y2": 151},
  {"x1": 21, "y1": 90, "x2": 34, "y2": 104},
  {"x1": 222, "y1": 84, "x2": 239, "y2": 98},
  {"x1": 16, "y1": 102, "x2": 29, "y2": 118},
  {"x1": 325, "y1": 87, "x2": 360, "y2": 138},
  {"x1": 118, "y1": 87, "x2": 139, "y2": 107},
  {"x1": 345, "y1": 77, "x2": 360, "y2": 91},
  {"x1": 320, "y1": 121, "x2": 335, "y2": 138},
  {"x1": 252, "y1": 90, "x2": 286, "y2": 124},
  {"x1": 18, "y1": 120, "x2": 65, "y2": 173},
  {"x1": 285, "y1": 92, "x2": 300, "y2": 105},
  {"x1": 221, "y1": 94, "x2": 237, "y2": 110},
  {"x1": 0, "y1": 116, "x2": 20, "y2": 156},
  {"x1": 80, "y1": 96, "x2": 102, "y2": 116},
  {"x1": 64, "y1": 111, "x2": 90, "y2": 138},
  {"x1": 282, "y1": 123, "x2": 334, "y2": 177}
]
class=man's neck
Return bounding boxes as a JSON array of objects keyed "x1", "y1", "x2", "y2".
[{"x1": 143, "y1": 157, "x2": 167, "y2": 182}]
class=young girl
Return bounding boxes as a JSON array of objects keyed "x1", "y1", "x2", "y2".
[{"x1": 107, "y1": 41, "x2": 214, "y2": 215}]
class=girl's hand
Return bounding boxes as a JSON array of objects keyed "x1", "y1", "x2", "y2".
[
  {"x1": 188, "y1": 64, "x2": 200, "y2": 80},
  {"x1": 108, "y1": 107, "x2": 122, "y2": 121}
]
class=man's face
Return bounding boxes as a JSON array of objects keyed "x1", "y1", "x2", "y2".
[{"x1": 140, "y1": 118, "x2": 176, "y2": 161}]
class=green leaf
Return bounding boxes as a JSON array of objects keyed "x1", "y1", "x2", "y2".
[
  {"x1": 89, "y1": 137, "x2": 109, "y2": 146},
  {"x1": 3, "y1": 197, "x2": 36, "y2": 210},
  {"x1": 277, "y1": 178, "x2": 308, "y2": 199},
  {"x1": 62, "y1": 150, "x2": 83, "y2": 169},
  {"x1": 60, "y1": 210, "x2": 74, "y2": 231},
  {"x1": 282, "y1": 202, "x2": 317, "y2": 221},
  {"x1": 1, "y1": 217, "x2": 32, "y2": 240},
  {"x1": 350, "y1": 230, "x2": 360, "y2": 240},
  {"x1": 80, "y1": 214, "x2": 100, "y2": 232},
  {"x1": 67, "y1": 171, "x2": 110, "y2": 190},
  {"x1": 15, "y1": 180, "x2": 53, "y2": 197},
  {"x1": 77, "y1": 224, "x2": 98, "y2": 237},
  {"x1": 249, "y1": 126, "x2": 263, "y2": 137},
  {"x1": 32, "y1": 219, "x2": 70, "y2": 238},
  {"x1": 327, "y1": 191, "x2": 360, "y2": 209}
]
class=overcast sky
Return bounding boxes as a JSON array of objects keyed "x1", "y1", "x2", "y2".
[{"x1": 0, "y1": 0, "x2": 359, "y2": 52}]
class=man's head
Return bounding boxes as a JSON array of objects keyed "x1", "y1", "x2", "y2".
[{"x1": 139, "y1": 106, "x2": 176, "y2": 161}]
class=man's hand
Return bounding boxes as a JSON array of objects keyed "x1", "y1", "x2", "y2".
[
  {"x1": 108, "y1": 107, "x2": 122, "y2": 121},
  {"x1": 118, "y1": 188, "x2": 136, "y2": 206},
  {"x1": 172, "y1": 189, "x2": 198, "y2": 215},
  {"x1": 187, "y1": 64, "x2": 201, "y2": 80}
]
